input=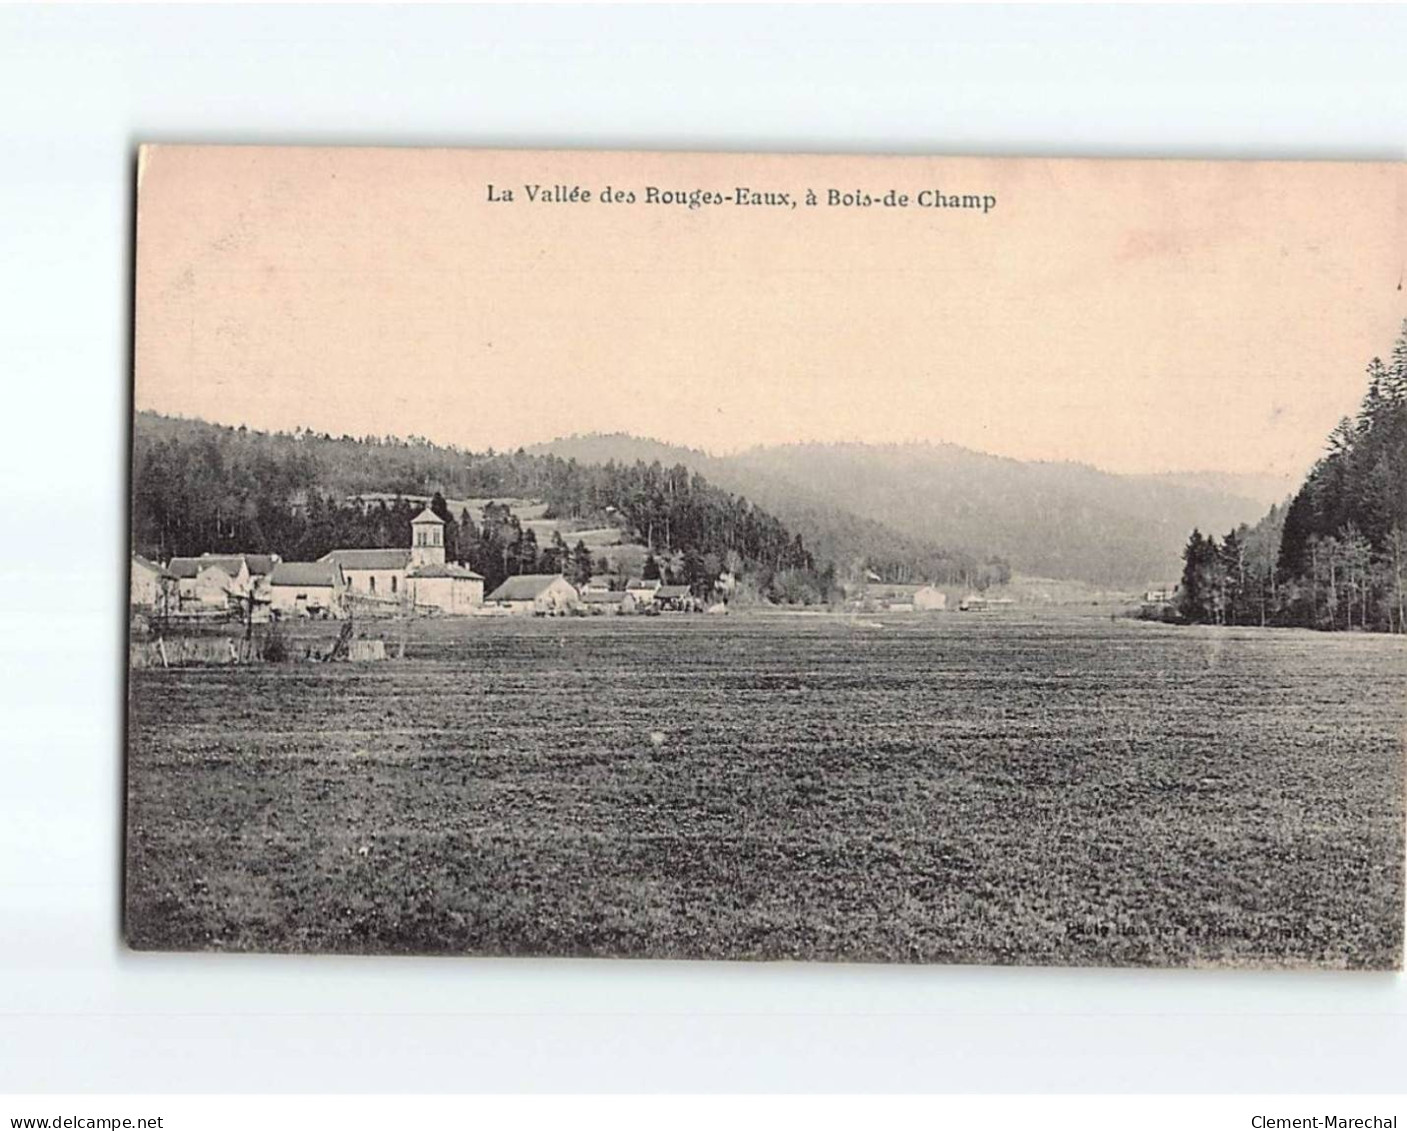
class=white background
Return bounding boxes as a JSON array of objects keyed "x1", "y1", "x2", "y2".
[{"x1": 1, "y1": 4, "x2": 1404, "y2": 1094}]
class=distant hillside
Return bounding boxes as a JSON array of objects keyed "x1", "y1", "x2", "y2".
[
  {"x1": 534, "y1": 434, "x2": 1273, "y2": 587},
  {"x1": 1139, "y1": 469, "x2": 1296, "y2": 510},
  {"x1": 530, "y1": 434, "x2": 1008, "y2": 587}
]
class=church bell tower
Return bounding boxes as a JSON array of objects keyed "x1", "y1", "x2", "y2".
[{"x1": 410, "y1": 507, "x2": 447, "y2": 568}]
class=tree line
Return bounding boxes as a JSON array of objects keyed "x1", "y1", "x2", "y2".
[
  {"x1": 131, "y1": 412, "x2": 834, "y2": 602},
  {"x1": 1177, "y1": 321, "x2": 1407, "y2": 631}
]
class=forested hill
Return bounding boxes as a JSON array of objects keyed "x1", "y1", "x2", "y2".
[
  {"x1": 529, "y1": 433, "x2": 1012, "y2": 588},
  {"x1": 130, "y1": 412, "x2": 828, "y2": 598},
  {"x1": 1178, "y1": 320, "x2": 1407, "y2": 631},
  {"x1": 534, "y1": 434, "x2": 1272, "y2": 588}
]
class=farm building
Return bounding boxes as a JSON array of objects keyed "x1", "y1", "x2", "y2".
[
  {"x1": 320, "y1": 548, "x2": 412, "y2": 599},
  {"x1": 130, "y1": 554, "x2": 176, "y2": 614},
  {"x1": 914, "y1": 585, "x2": 947, "y2": 611},
  {"x1": 168, "y1": 554, "x2": 252, "y2": 611},
  {"x1": 269, "y1": 561, "x2": 347, "y2": 619},
  {"x1": 653, "y1": 584, "x2": 695, "y2": 611},
  {"x1": 582, "y1": 576, "x2": 615, "y2": 595},
  {"x1": 486, "y1": 574, "x2": 580, "y2": 615},
  {"x1": 581, "y1": 590, "x2": 637, "y2": 615},
  {"x1": 408, "y1": 563, "x2": 485, "y2": 615},
  {"x1": 626, "y1": 577, "x2": 662, "y2": 604}
]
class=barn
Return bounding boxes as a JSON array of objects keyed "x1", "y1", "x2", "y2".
[
  {"x1": 485, "y1": 574, "x2": 580, "y2": 615},
  {"x1": 269, "y1": 561, "x2": 347, "y2": 619}
]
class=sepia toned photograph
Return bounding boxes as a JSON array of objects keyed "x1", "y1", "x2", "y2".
[{"x1": 126, "y1": 145, "x2": 1405, "y2": 969}]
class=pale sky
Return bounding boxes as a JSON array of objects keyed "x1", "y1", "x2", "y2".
[{"x1": 135, "y1": 146, "x2": 1406, "y2": 478}]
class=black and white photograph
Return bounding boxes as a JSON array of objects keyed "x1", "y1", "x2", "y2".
[{"x1": 125, "y1": 144, "x2": 1406, "y2": 970}]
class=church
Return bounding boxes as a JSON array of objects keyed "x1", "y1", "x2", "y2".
[{"x1": 321, "y1": 507, "x2": 484, "y2": 615}]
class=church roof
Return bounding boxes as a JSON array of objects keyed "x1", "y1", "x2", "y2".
[
  {"x1": 409, "y1": 563, "x2": 483, "y2": 580},
  {"x1": 411, "y1": 507, "x2": 445, "y2": 525},
  {"x1": 320, "y1": 548, "x2": 413, "y2": 570}
]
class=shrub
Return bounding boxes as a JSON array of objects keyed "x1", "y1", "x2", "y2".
[{"x1": 260, "y1": 622, "x2": 289, "y2": 663}]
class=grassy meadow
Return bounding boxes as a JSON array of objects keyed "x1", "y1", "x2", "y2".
[{"x1": 124, "y1": 613, "x2": 1406, "y2": 968}]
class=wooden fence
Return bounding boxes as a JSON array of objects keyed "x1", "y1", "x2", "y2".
[{"x1": 130, "y1": 636, "x2": 387, "y2": 668}]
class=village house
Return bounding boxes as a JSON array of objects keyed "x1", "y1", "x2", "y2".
[
  {"x1": 485, "y1": 574, "x2": 580, "y2": 615},
  {"x1": 582, "y1": 576, "x2": 615, "y2": 596},
  {"x1": 914, "y1": 585, "x2": 948, "y2": 611},
  {"x1": 625, "y1": 577, "x2": 662, "y2": 605},
  {"x1": 168, "y1": 554, "x2": 252, "y2": 611},
  {"x1": 130, "y1": 554, "x2": 176, "y2": 614},
  {"x1": 268, "y1": 561, "x2": 347, "y2": 619},
  {"x1": 581, "y1": 589, "x2": 637, "y2": 615}
]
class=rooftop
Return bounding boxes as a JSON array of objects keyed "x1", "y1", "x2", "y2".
[
  {"x1": 131, "y1": 553, "x2": 175, "y2": 580},
  {"x1": 168, "y1": 555, "x2": 245, "y2": 579},
  {"x1": 582, "y1": 590, "x2": 629, "y2": 604},
  {"x1": 270, "y1": 561, "x2": 342, "y2": 588},
  {"x1": 410, "y1": 563, "x2": 484, "y2": 580},
  {"x1": 320, "y1": 548, "x2": 413, "y2": 570},
  {"x1": 487, "y1": 574, "x2": 573, "y2": 602},
  {"x1": 238, "y1": 553, "x2": 279, "y2": 576}
]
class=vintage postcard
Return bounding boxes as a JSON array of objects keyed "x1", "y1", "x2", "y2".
[{"x1": 127, "y1": 146, "x2": 1405, "y2": 968}]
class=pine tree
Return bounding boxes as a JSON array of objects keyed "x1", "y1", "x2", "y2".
[
  {"x1": 571, "y1": 540, "x2": 593, "y2": 586},
  {"x1": 1179, "y1": 530, "x2": 1208, "y2": 622}
]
